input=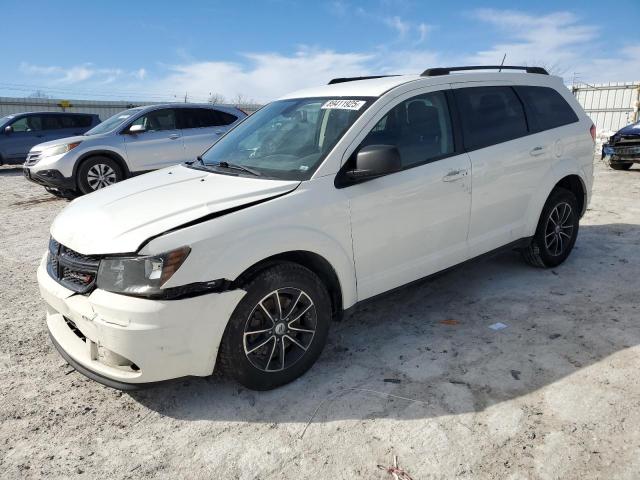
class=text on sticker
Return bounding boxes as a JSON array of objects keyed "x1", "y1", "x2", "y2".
[{"x1": 321, "y1": 100, "x2": 366, "y2": 110}]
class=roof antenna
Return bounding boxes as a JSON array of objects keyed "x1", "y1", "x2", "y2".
[{"x1": 499, "y1": 53, "x2": 506, "y2": 72}]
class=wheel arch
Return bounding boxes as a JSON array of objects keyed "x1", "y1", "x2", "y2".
[
  {"x1": 554, "y1": 174, "x2": 586, "y2": 217},
  {"x1": 233, "y1": 250, "x2": 344, "y2": 320},
  {"x1": 72, "y1": 150, "x2": 130, "y2": 188}
]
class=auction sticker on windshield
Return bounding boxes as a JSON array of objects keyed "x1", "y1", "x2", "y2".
[{"x1": 321, "y1": 99, "x2": 366, "y2": 110}]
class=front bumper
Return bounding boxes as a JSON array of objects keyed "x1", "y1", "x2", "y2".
[
  {"x1": 602, "y1": 144, "x2": 640, "y2": 163},
  {"x1": 38, "y1": 256, "x2": 245, "y2": 388},
  {"x1": 23, "y1": 167, "x2": 75, "y2": 190}
]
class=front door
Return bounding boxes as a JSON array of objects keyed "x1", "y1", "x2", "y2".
[
  {"x1": 123, "y1": 108, "x2": 185, "y2": 171},
  {"x1": 344, "y1": 88, "x2": 472, "y2": 300}
]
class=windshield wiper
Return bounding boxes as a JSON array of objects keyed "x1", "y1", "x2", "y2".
[{"x1": 214, "y1": 161, "x2": 262, "y2": 177}]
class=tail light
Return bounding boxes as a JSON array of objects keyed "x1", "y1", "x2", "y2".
[{"x1": 590, "y1": 124, "x2": 596, "y2": 142}]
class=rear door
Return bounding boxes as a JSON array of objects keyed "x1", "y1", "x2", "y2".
[
  {"x1": 123, "y1": 108, "x2": 186, "y2": 171},
  {"x1": 179, "y1": 108, "x2": 239, "y2": 160},
  {"x1": 452, "y1": 84, "x2": 551, "y2": 257}
]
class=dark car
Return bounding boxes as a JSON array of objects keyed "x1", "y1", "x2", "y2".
[
  {"x1": 0, "y1": 112, "x2": 100, "y2": 165},
  {"x1": 602, "y1": 121, "x2": 640, "y2": 170}
]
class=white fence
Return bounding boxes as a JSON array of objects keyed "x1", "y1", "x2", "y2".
[
  {"x1": 572, "y1": 82, "x2": 640, "y2": 133},
  {"x1": 0, "y1": 96, "x2": 261, "y2": 120}
]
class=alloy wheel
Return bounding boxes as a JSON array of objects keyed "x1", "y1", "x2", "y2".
[
  {"x1": 86, "y1": 163, "x2": 117, "y2": 190},
  {"x1": 243, "y1": 288, "x2": 317, "y2": 372},
  {"x1": 544, "y1": 202, "x2": 574, "y2": 256}
]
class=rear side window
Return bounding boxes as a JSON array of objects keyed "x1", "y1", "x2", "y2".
[
  {"x1": 67, "y1": 115, "x2": 93, "y2": 128},
  {"x1": 215, "y1": 110, "x2": 238, "y2": 126},
  {"x1": 178, "y1": 108, "x2": 221, "y2": 128},
  {"x1": 454, "y1": 86, "x2": 528, "y2": 151},
  {"x1": 515, "y1": 86, "x2": 578, "y2": 132},
  {"x1": 42, "y1": 116, "x2": 62, "y2": 130}
]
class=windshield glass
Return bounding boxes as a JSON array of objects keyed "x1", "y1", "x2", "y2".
[
  {"x1": 0, "y1": 115, "x2": 14, "y2": 127},
  {"x1": 198, "y1": 97, "x2": 373, "y2": 180},
  {"x1": 84, "y1": 108, "x2": 143, "y2": 135}
]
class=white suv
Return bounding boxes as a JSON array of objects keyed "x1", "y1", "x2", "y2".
[{"x1": 38, "y1": 66, "x2": 595, "y2": 390}]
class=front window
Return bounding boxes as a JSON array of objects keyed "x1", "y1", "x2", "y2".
[
  {"x1": 198, "y1": 97, "x2": 373, "y2": 180},
  {"x1": 84, "y1": 108, "x2": 143, "y2": 136}
]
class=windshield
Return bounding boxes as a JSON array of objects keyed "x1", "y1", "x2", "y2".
[
  {"x1": 198, "y1": 97, "x2": 373, "y2": 180},
  {"x1": 0, "y1": 115, "x2": 14, "y2": 127},
  {"x1": 84, "y1": 108, "x2": 143, "y2": 135}
]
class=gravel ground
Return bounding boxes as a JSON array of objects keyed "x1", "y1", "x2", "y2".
[{"x1": 1, "y1": 160, "x2": 639, "y2": 479}]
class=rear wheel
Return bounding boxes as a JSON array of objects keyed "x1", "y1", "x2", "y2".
[
  {"x1": 217, "y1": 262, "x2": 331, "y2": 390},
  {"x1": 609, "y1": 160, "x2": 633, "y2": 170},
  {"x1": 77, "y1": 156, "x2": 123, "y2": 194},
  {"x1": 522, "y1": 188, "x2": 579, "y2": 268}
]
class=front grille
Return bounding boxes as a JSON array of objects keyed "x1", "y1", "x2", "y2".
[
  {"x1": 24, "y1": 151, "x2": 42, "y2": 167},
  {"x1": 47, "y1": 238, "x2": 101, "y2": 294}
]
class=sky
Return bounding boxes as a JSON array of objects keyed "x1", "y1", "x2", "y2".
[{"x1": 1, "y1": 0, "x2": 639, "y2": 104}]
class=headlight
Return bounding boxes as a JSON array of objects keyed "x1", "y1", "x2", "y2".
[
  {"x1": 41, "y1": 141, "x2": 82, "y2": 158},
  {"x1": 96, "y1": 246, "x2": 191, "y2": 296}
]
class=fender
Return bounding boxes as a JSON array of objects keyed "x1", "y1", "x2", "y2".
[
  {"x1": 140, "y1": 177, "x2": 359, "y2": 309},
  {"x1": 72, "y1": 149, "x2": 131, "y2": 180},
  {"x1": 522, "y1": 157, "x2": 588, "y2": 236}
]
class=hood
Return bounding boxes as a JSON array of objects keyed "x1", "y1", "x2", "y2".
[
  {"x1": 51, "y1": 165, "x2": 299, "y2": 254},
  {"x1": 615, "y1": 122, "x2": 640, "y2": 138},
  {"x1": 31, "y1": 134, "x2": 108, "y2": 151}
]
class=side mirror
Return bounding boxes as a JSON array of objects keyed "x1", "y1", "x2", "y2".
[
  {"x1": 128, "y1": 124, "x2": 146, "y2": 134},
  {"x1": 4, "y1": 125, "x2": 13, "y2": 135},
  {"x1": 346, "y1": 145, "x2": 401, "y2": 182}
]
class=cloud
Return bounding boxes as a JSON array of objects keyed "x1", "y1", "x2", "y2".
[
  {"x1": 19, "y1": 62, "x2": 144, "y2": 85},
  {"x1": 384, "y1": 16, "x2": 410, "y2": 40}
]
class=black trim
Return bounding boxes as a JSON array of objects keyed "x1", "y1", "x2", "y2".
[
  {"x1": 342, "y1": 237, "x2": 533, "y2": 319},
  {"x1": 24, "y1": 167, "x2": 75, "y2": 190},
  {"x1": 422, "y1": 66, "x2": 548, "y2": 76},
  {"x1": 328, "y1": 75, "x2": 399, "y2": 85},
  {"x1": 48, "y1": 329, "x2": 185, "y2": 390},
  {"x1": 72, "y1": 150, "x2": 131, "y2": 181}
]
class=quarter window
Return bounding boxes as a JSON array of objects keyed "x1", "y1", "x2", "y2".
[
  {"x1": 515, "y1": 86, "x2": 578, "y2": 132},
  {"x1": 454, "y1": 86, "x2": 528, "y2": 151},
  {"x1": 359, "y1": 91, "x2": 454, "y2": 169}
]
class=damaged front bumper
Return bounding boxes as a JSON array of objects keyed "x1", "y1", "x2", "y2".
[
  {"x1": 603, "y1": 143, "x2": 640, "y2": 164},
  {"x1": 38, "y1": 255, "x2": 245, "y2": 389}
]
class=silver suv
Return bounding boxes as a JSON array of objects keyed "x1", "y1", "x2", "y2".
[{"x1": 23, "y1": 103, "x2": 246, "y2": 195}]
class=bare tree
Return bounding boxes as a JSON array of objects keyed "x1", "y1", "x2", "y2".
[
  {"x1": 28, "y1": 90, "x2": 50, "y2": 99},
  {"x1": 231, "y1": 93, "x2": 257, "y2": 106},
  {"x1": 208, "y1": 92, "x2": 226, "y2": 104}
]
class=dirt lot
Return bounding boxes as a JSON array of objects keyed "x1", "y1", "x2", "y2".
[{"x1": 1, "y1": 160, "x2": 639, "y2": 479}]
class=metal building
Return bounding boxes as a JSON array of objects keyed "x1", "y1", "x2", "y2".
[
  {"x1": 572, "y1": 82, "x2": 640, "y2": 133},
  {"x1": 0, "y1": 96, "x2": 261, "y2": 120}
]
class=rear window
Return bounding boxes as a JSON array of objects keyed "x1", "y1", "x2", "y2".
[
  {"x1": 216, "y1": 110, "x2": 238, "y2": 126},
  {"x1": 515, "y1": 86, "x2": 578, "y2": 132},
  {"x1": 453, "y1": 86, "x2": 528, "y2": 151}
]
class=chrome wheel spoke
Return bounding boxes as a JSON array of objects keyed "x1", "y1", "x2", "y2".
[
  {"x1": 258, "y1": 301, "x2": 275, "y2": 325},
  {"x1": 287, "y1": 303, "x2": 313, "y2": 326},
  {"x1": 279, "y1": 337, "x2": 286, "y2": 371},
  {"x1": 273, "y1": 291, "x2": 283, "y2": 320},
  {"x1": 244, "y1": 328, "x2": 272, "y2": 337},
  {"x1": 289, "y1": 325, "x2": 315, "y2": 334}
]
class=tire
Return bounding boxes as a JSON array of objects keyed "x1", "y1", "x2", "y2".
[
  {"x1": 217, "y1": 262, "x2": 331, "y2": 390},
  {"x1": 522, "y1": 188, "x2": 579, "y2": 268},
  {"x1": 77, "y1": 156, "x2": 123, "y2": 194},
  {"x1": 609, "y1": 161, "x2": 633, "y2": 170}
]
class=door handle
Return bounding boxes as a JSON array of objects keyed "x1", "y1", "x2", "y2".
[
  {"x1": 530, "y1": 146, "x2": 546, "y2": 156},
  {"x1": 442, "y1": 169, "x2": 468, "y2": 182},
  {"x1": 169, "y1": 134, "x2": 180, "y2": 140}
]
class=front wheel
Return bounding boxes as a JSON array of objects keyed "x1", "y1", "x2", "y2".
[
  {"x1": 77, "y1": 157, "x2": 123, "y2": 194},
  {"x1": 217, "y1": 263, "x2": 331, "y2": 390},
  {"x1": 522, "y1": 188, "x2": 579, "y2": 268}
]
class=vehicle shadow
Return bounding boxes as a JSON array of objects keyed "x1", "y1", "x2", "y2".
[
  {"x1": 0, "y1": 165, "x2": 24, "y2": 176},
  {"x1": 130, "y1": 223, "x2": 640, "y2": 429}
]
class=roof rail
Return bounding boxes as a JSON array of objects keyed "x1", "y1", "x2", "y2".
[
  {"x1": 421, "y1": 65, "x2": 549, "y2": 76},
  {"x1": 328, "y1": 75, "x2": 399, "y2": 85}
]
